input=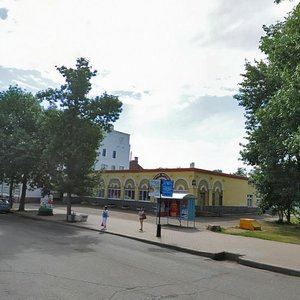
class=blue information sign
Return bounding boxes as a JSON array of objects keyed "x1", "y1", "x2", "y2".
[{"x1": 161, "y1": 180, "x2": 174, "y2": 197}]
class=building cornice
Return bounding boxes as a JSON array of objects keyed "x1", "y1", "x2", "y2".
[{"x1": 102, "y1": 167, "x2": 249, "y2": 181}]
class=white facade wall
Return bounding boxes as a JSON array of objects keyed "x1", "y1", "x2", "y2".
[
  {"x1": 2, "y1": 130, "x2": 131, "y2": 200},
  {"x1": 95, "y1": 130, "x2": 130, "y2": 171},
  {"x1": 1, "y1": 182, "x2": 42, "y2": 200}
]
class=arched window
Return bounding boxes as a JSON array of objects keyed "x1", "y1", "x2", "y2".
[
  {"x1": 174, "y1": 179, "x2": 188, "y2": 193},
  {"x1": 198, "y1": 180, "x2": 209, "y2": 206},
  {"x1": 108, "y1": 178, "x2": 121, "y2": 199},
  {"x1": 212, "y1": 181, "x2": 223, "y2": 206},
  {"x1": 124, "y1": 179, "x2": 135, "y2": 200},
  {"x1": 139, "y1": 179, "x2": 150, "y2": 201}
]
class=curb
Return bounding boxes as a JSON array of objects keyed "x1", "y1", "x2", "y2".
[
  {"x1": 238, "y1": 257, "x2": 300, "y2": 277},
  {"x1": 13, "y1": 211, "x2": 300, "y2": 278}
]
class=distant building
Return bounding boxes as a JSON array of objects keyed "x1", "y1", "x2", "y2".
[{"x1": 95, "y1": 130, "x2": 130, "y2": 171}]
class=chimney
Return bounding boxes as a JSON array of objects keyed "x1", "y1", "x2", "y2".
[
  {"x1": 130, "y1": 156, "x2": 143, "y2": 170},
  {"x1": 190, "y1": 162, "x2": 195, "y2": 168}
]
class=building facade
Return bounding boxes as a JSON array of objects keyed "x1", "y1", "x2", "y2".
[
  {"x1": 95, "y1": 130, "x2": 130, "y2": 171},
  {"x1": 94, "y1": 167, "x2": 258, "y2": 216},
  {"x1": 3, "y1": 130, "x2": 131, "y2": 202}
]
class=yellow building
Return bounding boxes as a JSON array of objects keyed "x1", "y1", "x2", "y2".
[{"x1": 97, "y1": 167, "x2": 258, "y2": 216}]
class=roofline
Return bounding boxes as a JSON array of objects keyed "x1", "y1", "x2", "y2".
[
  {"x1": 102, "y1": 167, "x2": 248, "y2": 181},
  {"x1": 109, "y1": 129, "x2": 130, "y2": 136}
]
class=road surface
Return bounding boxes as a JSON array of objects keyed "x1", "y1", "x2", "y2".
[{"x1": 0, "y1": 213, "x2": 299, "y2": 300}]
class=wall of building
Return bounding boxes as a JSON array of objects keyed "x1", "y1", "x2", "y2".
[
  {"x1": 95, "y1": 130, "x2": 130, "y2": 171},
  {"x1": 222, "y1": 177, "x2": 249, "y2": 206},
  {"x1": 95, "y1": 168, "x2": 258, "y2": 216}
]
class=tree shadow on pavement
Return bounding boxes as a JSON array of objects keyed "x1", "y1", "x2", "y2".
[{"x1": 0, "y1": 213, "x2": 104, "y2": 261}]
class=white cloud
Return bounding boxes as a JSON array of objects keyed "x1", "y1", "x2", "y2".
[{"x1": 0, "y1": 0, "x2": 298, "y2": 173}]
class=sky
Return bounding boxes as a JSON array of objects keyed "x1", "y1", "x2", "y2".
[{"x1": 0, "y1": 0, "x2": 299, "y2": 174}]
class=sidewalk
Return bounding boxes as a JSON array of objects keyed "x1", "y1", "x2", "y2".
[{"x1": 14, "y1": 205, "x2": 300, "y2": 278}]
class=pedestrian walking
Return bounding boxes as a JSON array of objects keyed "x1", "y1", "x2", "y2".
[
  {"x1": 138, "y1": 207, "x2": 146, "y2": 231},
  {"x1": 101, "y1": 206, "x2": 109, "y2": 230}
]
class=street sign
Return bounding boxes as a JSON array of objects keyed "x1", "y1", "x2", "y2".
[{"x1": 162, "y1": 180, "x2": 174, "y2": 197}]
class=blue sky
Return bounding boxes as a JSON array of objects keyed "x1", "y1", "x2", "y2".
[{"x1": 0, "y1": 0, "x2": 298, "y2": 173}]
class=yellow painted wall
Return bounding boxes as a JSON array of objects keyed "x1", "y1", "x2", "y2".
[
  {"x1": 222, "y1": 177, "x2": 249, "y2": 206},
  {"x1": 100, "y1": 168, "x2": 257, "y2": 208}
]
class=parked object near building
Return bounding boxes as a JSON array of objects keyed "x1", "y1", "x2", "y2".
[
  {"x1": 0, "y1": 197, "x2": 10, "y2": 213},
  {"x1": 156, "y1": 193, "x2": 196, "y2": 228},
  {"x1": 38, "y1": 193, "x2": 53, "y2": 216},
  {"x1": 240, "y1": 218, "x2": 261, "y2": 231}
]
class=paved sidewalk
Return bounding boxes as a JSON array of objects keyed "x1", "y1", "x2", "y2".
[{"x1": 14, "y1": 205, "x2": 300, "y2": 278}]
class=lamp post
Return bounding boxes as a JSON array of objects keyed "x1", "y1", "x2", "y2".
[
  {"x1": 156, "y1": 179, "x2": 174, "y2": 238},
  {"x1": 156, "y1": 194, "x2": 162, "y2": 237},
  {"x1": 149, "y1": 179, "x2": 163, "y2": 238}
]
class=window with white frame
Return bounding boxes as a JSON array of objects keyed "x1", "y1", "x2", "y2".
[
  {"x1": 112, "y1": 150, "x2": 117, "y2": 158},
  {"x1": 98, "y1": 188, "x2": 105, "y2": 198},
  {"x1": 111, "y1": 165, "x2": 116, "y2": 170},
  {"x1": 124, "y1": 180, "x2": 135, "y2": 200},
  {"x1": 108, "y1": 188, "x2": 121, "y2": 199},
  {"x1": 139, "y1": 181, "x2": 150, "y2": 201},
  {"x1": 174, "y1": 184, "x2": 188, "y2": 193},
  {"x1": 102, "y1": 148, "x2": 106, "y2": 156},
  {"x1": 139, "y1": 190, "x2": 149, "y2": 201},
  {"x1": 247, "y1": 194, "x2": 253, "y2": 207},
  {"x1": 124, "y1": 189, "x2": 135, "y2": 200}
]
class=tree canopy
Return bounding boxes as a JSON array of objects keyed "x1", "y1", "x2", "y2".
[
  {"x1": 0, "y1": 58, "x2": 122, "y2": 215},
  {"x1": 231, "y1": 167, "x2": 248, "y2": 177},
  {"x1": 37, "y1": 57, "x2": 122, "y2": 215},
  {"x1": 235, "y1": 3, "x2": 300, "y2": 222},
  {"x1": 0, "y1": 86, "x2": 45, "y2": 210}
]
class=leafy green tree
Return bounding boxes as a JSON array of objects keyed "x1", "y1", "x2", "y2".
[
  {"x1": 231, "y1": 167, "x2": 248, "y2": 177},
  {"x1": 37, "y1": 58, "x2": 122, "y2": 216},
  {"x1": 0, "y1": 86, "x2": 45, "y2": 210},
  {"x1": 235, "y1": 3, "x2": 300, "y2": 223}
]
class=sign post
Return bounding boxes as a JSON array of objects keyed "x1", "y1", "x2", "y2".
[
  {"x1": 156, "y1": 195, "x2": 162, "y2": 237},
  {"x1": 156, "y1": 179, "x2": 174, "y2": 238},
  {"x1": 149, "y1": 180, "x2": 163, "y2": 237}
]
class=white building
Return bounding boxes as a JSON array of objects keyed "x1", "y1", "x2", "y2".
[
  {"x1": 95, "y1": 130, "x2": 130, "y2": 171},
  {"x1": 2, "y1": 130, "x2": 131, "y2": 201}
]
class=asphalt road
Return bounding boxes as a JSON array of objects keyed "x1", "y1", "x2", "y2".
[{"x1": 1, "y1": 213, "x2": 299, "y2": 300}]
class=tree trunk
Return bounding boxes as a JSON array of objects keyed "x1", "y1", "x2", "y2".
[
  {"x1": 286, "y1": 208, "x2": 291, "y2": 224},
  {"x1": 9, "y1": 178, "x2": 14, "y2": 208},
  {"x1": 18, "y1": 175, "x2": 27, "y2": 211},
  {"x1": 278, "y1": 209, "x2": 284, "y2": 223},
  {"x1": 67, "y1": 192, "x2": 72, "y2": 216}
]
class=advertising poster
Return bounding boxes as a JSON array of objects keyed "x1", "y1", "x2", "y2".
[
  {"x1": 180, "y1": 199, "x2": 188, "y2": 220},
  {"x1": 149, "y1": 180, "x2": 161, "y2": 197},
  {"x1": 162, "y1": 180, "x2": 174, "y2": 197}
]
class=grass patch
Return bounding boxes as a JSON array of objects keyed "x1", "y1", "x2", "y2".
[{"x1": 223, "y1": 220, "x2": 300, "y2": 245}]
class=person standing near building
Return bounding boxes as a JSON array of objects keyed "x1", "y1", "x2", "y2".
[
  {"x1": 138, "y1": 207, "x2": 146, "y2": 231},
  {"x1": 101, "y1": 206, "x2": 109, "y2": 230}
]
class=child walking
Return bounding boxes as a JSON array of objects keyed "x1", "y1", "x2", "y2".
[{"x1": 101, "y1": 206, "x2": 109, "y2": 230}]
